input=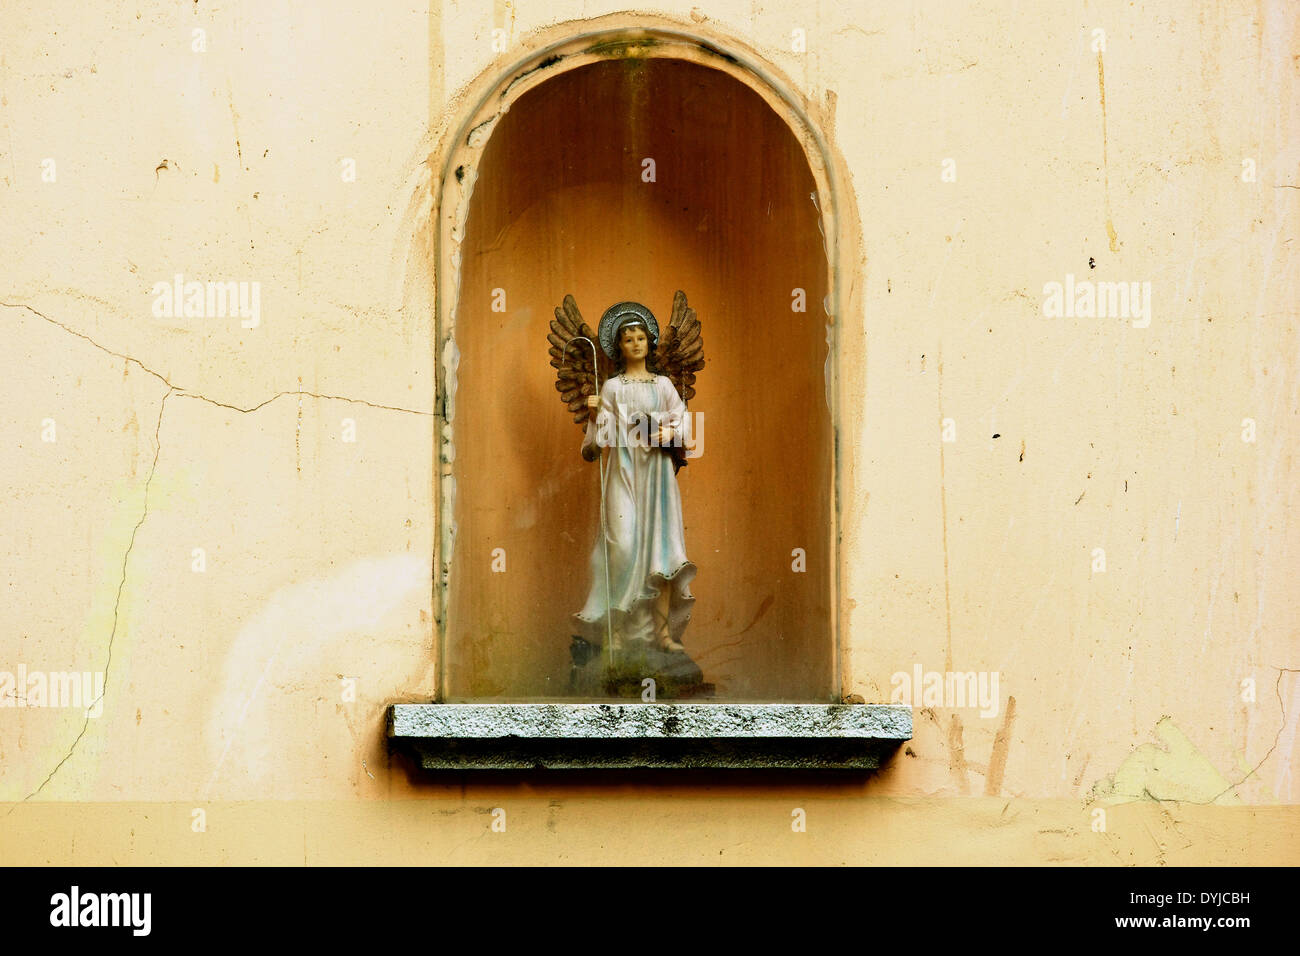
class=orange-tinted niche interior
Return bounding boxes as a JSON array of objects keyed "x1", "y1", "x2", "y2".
[{"x1": 445, "y1": 54, "x2": 834, "y2": 701}]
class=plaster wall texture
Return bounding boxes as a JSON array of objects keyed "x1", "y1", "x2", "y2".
[{"x1": 0, "y1": 0, "x2": 1296, "y2": 863}]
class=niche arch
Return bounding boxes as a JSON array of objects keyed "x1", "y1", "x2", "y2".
[{"x1": 434, "y1": 24, "x2": 848, "y2": 702}]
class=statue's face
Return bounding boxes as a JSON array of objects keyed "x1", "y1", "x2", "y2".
[{"x1": 618, "y1": 325, "x2": 649, "y2": 362}]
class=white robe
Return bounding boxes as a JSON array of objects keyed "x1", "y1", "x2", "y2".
[{"x1": 573, "y1": 374, "x2": 696, "y2": 648}]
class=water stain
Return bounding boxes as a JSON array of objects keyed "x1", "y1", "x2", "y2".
[{"x1": 984, "y1": 696, "x2": 1016, "y2": 795}]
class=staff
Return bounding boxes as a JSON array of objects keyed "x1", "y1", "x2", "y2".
[{"x1": 561, "y1": 335, "x2": 615, "y2": 668}]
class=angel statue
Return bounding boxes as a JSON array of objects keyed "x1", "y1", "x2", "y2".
[{"x1": 549, "y1": 291, "x2": 708, "y2": 696}]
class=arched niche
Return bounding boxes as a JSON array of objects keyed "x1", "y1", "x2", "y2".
[{"x1": 436, "y1": 29, "x2": 842, "y2": 702}]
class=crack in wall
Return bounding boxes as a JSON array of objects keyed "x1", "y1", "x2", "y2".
[
  {"x1": 2, "y1": 301, "x2": 435, "y2": 417},
  {"x1": 4, "y1": 299, "x2": 436, "y2": 801},
  {"x1": 12, "y1": 388, "x2": 171, "y2": 806},
  {"x1": 1213, "y1": 666, "x2": 1298, "y2": 802}
]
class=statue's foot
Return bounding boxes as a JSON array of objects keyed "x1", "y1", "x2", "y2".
[{"x1": 650, "y1": 605, "x2": 683, "y2": 653}]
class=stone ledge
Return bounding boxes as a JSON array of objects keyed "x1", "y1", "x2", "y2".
[{"x1": 388, "y1": 703, "x2": 912, "y2": 770}]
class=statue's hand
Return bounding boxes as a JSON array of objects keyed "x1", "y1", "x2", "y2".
[
  {"x1": 654, "y1": 425, "x2": 674, "y2": 446},
  {"x1": 582, "y1": 395, "x2": 602, "y2": 461}
]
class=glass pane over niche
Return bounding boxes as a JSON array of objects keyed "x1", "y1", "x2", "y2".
[{"x1": 440, "y1": 53, "x2": 837, "y2": 703}]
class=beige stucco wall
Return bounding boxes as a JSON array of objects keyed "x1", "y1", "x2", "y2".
[{"x1": 1, "y1": 0, "x2": 1296, "y2": 864}]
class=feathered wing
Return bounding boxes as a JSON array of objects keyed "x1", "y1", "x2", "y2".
[
  {"x1": 549, "y1": 294, "x2": 611, "y2": 426},
  {"x1": 656, "y1": 290, "x2": 705, "y2": 403},
  {"x1": 655, "y1": 290, "x2": 706, "y2": 473}
]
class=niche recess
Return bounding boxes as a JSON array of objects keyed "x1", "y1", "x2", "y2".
[{"x1": 437, "y1": 33, "x2": 840, "y2": 703}]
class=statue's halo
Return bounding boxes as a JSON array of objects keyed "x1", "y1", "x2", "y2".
[{"x1": 598, "y1": 301, "x2": 659, "y2": 360}]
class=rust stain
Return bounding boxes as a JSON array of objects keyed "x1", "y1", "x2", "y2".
[
  {"x1": 948, "y1": 713, "x2": 971, "y2": 794},
  {"x1": 937, "y1": 347, "x2": 952, "y2": 672},
  {"x1": 984, "y1": 695, "x2": 1017, "y2": 795},
  {"x1": 295, "y1": 376, "x2": 303, "y2": 475},
  {"x1": 122, "y1": 411, "x2": 140, "y2": 477},
  {"x1": 728, "y1": 592, "x2": 774, "y2": 637},
  {"x1": 1097, "y1": 51, "x2": 1119, "y2": 252},
  {"x1": 226, "y1": 80, "x2": 243, "y2": 167},
  {"x1": 1071, "y1": 751, "x2": 1092, "y2": 788}
]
